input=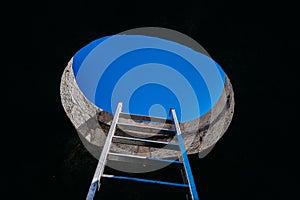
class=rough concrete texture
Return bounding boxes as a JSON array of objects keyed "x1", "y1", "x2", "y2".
[{"x1": 60, "y1": 58, "x2": 235, "y2": 159}]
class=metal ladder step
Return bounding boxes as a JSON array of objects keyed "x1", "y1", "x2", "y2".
[
  {"x1": 112, "y1": 135, "x2": 180, "y2": 151},
  {"x1": 114, "y1": 130, "x2": 172, "y2": 139},
  {"x1": 117, "y1": 122, "x2": 175, "y2": 136},
  {"x1": 108, "y1": 152, "x2": 183, "y2": 167},
  {"x1": 119, "y1": 112, "x2": 174, "y2": 124},
  {"x1": 102, "y1": 174, "x2": 189, "y2": 188}
]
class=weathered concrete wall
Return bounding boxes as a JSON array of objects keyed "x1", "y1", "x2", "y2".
[{"x1": 60, "y1": 58, "x2": 234, "y2": 160}]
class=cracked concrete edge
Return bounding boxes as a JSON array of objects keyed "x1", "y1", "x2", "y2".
[
  {"x1": 184, "y1": 76, "x2": 235, "y2": 155},
  {"x1": 60, "y1": 58, "x2": 103, "y2": 129}
]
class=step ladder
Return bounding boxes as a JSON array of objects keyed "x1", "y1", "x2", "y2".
[{"x1": 86, "y1": 102, "x2": 199, "y2": 200}]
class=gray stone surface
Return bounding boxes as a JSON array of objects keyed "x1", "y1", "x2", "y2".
[{"x1": 60, "y1": 58, "x2": 235, "y2": 160}]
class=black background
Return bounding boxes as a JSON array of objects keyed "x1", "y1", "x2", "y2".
[{"x1": 4, "y1": 1, "x2": 299, "y2": 199}]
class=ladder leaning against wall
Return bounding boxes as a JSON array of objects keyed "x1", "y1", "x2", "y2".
[{"x1": 86, "y1": 102, "x2": 199, "y2": 200}]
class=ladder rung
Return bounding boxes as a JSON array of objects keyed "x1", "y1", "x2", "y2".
[
  {"x1": 108, "y1": 152, "x2": 183, "y2": 166},
  {"x1": 112, "y1": 136, "x2": 180, "y2": 151},
  {"x1": 117, "y1": 122, "x2": 175, "y2": 135},
  {"x1": 119, "y1": 112, "x2": 174, "y2": 124},
  {"x1": 102, "y1": 174, "x2": 189, "y2": 188},
  {"x1": 115, "y1": 130, "x2": 171, "y2": 139}
]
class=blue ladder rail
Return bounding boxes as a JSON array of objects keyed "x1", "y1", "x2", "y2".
[{"x1": 102, "y1": 174, "x2": 189, "y2": 188}]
